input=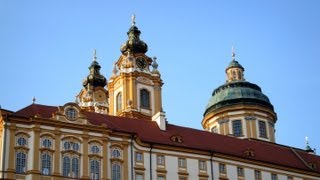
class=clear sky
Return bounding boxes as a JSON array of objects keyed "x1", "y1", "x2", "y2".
[{"x1": 1, "y1": 1, "x2": 319, "y2": 152}]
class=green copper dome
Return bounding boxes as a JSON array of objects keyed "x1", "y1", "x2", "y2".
[
  {"x1": 226, "y1": 60, "x2": 244, "y2": 71},
  {"x1": 204, "y1": 81, "x2": 274, "y2": 116}
]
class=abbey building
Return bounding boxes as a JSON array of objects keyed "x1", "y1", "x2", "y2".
[{"x1": 0, "y1": 18, "x2": 319, "y2": 180}]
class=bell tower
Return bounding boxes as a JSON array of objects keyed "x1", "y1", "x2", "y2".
[{"x1": 108, "y1": 15, "x2": 164, "y2": 120}]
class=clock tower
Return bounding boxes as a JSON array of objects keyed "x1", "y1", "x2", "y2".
[{"x1": 108, "y1": 16, "x2": 164, "y2": 120}]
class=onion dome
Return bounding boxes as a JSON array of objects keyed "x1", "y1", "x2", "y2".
[
  {"x1": 82, "y1": 50, "x2": 107, "y2": 88},
  {"x1": 204, "y1": 48, "x2": 274, "y2": 116},
  {"x1": 120, "y1": 15, "x2": 148, "y2": 54}
]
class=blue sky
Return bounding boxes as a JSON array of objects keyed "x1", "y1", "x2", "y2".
[{"x1": 1, "y1": 1, "x2": 319, "y2": 152}]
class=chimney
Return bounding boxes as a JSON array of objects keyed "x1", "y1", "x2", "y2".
[{"x1": 152, "y1": 111, "x2": 166, "y2": 131}]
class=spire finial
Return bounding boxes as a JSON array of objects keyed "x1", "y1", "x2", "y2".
[
  {"x1": 32, "y1": 96, "x2": 36, "y2": 104},
  {"x1": 305, "y1": 136, "x2": 309, "y2": 145},
  {"x1": 232, "y1": 46, "x2": 236, "y2": 61},
  {"x1": 131, "y1": 14, "x2": 136, "y2": 26},
  {"x1": 93, "y1": 49, "x2": 97, "y2": 61}
]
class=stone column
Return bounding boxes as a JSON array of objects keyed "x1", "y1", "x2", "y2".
[
  {"x1": 6, "y1": 124, "x2": 16, "y2": 179},
  {"x1": 123, "y1": 141, "x2": 129, "y2": 180},
  {"x1": 82, "y1": 133, "x2": 89, "y2": 179},
  {"x1": 53, "y1": 129, "x2": 61, "y2": 179},
  {"x1": 101, "y1": 134, "x2": 109, "y2": 180},
  {"x1": 29, "y1": 125, "x2": 41, "y2": 180}
]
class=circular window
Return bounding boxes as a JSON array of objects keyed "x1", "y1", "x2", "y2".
[{"x1": 65, "y1": 107, "x2": 78, "y2": 120}]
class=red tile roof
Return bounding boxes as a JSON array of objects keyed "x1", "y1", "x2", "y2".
[{"x1": 11, "y1": 104, "x2": 320, "y2": 174}]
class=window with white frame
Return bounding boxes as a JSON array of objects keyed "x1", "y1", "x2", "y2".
[
  {"x1": 111, "y1": 162, "x2": 121, "y2": 180},
  {"x1": 65, "y1": 107, "x2": 78, "y2": 120},
  {"x1": 199, "y1": 160, "x2": 206, "y2": 171},
  {"x1": 42, "y1": 137, "x2": 53, "y2": 149},
  {"x1": 219, "y1": 163, "x2": 226, "y2": 174},
  {"x1": 90, "y1": 159, "x2": 100, "y2": 180},
  {"x1": 41, "y1": 153, "x2": 52, "y2": 175},
  {"x1": 140, "y1": 89, "x2": 150, "y2": 109},
  {"x1": 258, "y1": 121, "x2": 267, "y2": 138},
  {"x1": 17, "y1": 136, "x2": 27, "y2": 147},
  {"x1": 157, "y1": 155, "x2": 165, "y2": 166},
  {"x1": 62, "y1": 155, "x2": 80, "y2": 178},
  {"x1": 90, "y1": 144, "x2": 100, "y2": 154},
  {"x1": 237, "y1": 167, "x2": 244, "y2": 177},
  {"x1": 63, "y1": 141, "x2": 80, "y2": 152},
  {"x1": 271, "y1": 173, "x2": 277, "y2": 180},
  {"x1": 15, "y1": 133, "x2": 29, "y2": 174},
  {"x1": 254, "y1": 170, "x2": 261, "y2": 180},
  {"x1": 135, "y1": 152, "x2": 143, "y2": 163},
  {"x1": 178, "y1": 158, "x2": 187, "y2": 169},
  {"x1": 232, "y1": 120, "x2": 243, "y2": 137},
  {"x1": 15, "y1": 151, "x2": 27, "y2": 174},
  {"x1": 111, "y1": 148, "x2": 122, "y2": 159}
]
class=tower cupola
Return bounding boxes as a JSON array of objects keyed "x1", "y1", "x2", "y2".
[
  {"x1": 226, "y1": 47, "x2": 245, "y2": 82},
  {"x1": 82, "y1": 50, "x2": 107, "y2": 89},
  {"x1": 202, "y1": 48, "x2": 277, "y2": 142},
  {"x1": 77, "y1": 50, "x2": 109, "y2": 114},
  {"x1": 120, "y1": 15, "x2": 148, "y2": 55}
]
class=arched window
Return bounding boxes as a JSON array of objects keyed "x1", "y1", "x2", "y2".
[
  {"x1": 41, "y1": 153, "x2": 51, "y2": 175},
  {"x1": 65, "y1": 107, "x2": 78, "y2": 120},
  {"x1": 90, "y1": 159, "x2": 100, "y2": 180},
  {"x1": 17, "y1": 137, "x2": 27, "y2": 147},
  {"x1": 140, "y1": 89, "x2": 150, "y2": 109},
  {"x1": 111, "y1": 163, "x2": 121, "y2": 180},
  {"x1": 111, "y1": 149, "x2": 121, "y2": 159},
  {"x1": 62, "y1": 156, "x2": 70, "y2": 177},
  {"x1": 42, "y1": 138, "x2": 52, "y2": 149},
  {"x1": 72, "y1": 157, "x2": 80, "y2": 178},
  {"x1": 16, "y1": 152, "x2": 26, "y2": 174},
  {"x1": 62, "y1": 156, "x2": 80, "y2": 178},
  {"x1": 91, "y1": 145, "x2": 100, "y2": 154},
  {"x1": 116, "y1": 92, "x2": 122, "y2": 112}
]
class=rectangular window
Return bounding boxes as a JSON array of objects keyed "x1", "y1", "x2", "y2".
[
  {"x1": 237, "y1": 167, "x2": 244, "y2": 177},
  {"x1": 258, "y1": 121, "x2": 267, "y2": 138},
  {"x1": 232, "y1": 120, "x2": 243, "y2": 137},
  {"x1": 179, "y1": 177, "x2": 188, "y2": 180},
  {"x1": 199, "y1": 160, "x2": 206, "y2": 171},
  {"x1": 287, "y1": 176, "x2": 293, "y2": 180},
  {"x1": 219, "y1": 163, "x2": 226, "y2": 174},
  {"x1": 135, "y1": 152, "x2": 143, "y2": 163},
  {"x1": 157, "y1": 155, "x2": 165, "y2": 166},
  {"x1": 271, "y1": 174, "x2": 277, "y2": 180},
  {"x1": 178, "y1": 158, "x2": 187, "y2": 168},
  {"x1": 254, "y1": 170, "x2": 261, "y2": 180},
  {"x1": 135, "y1": 173, "x2": 144, "y2": 180},
  {"x1": 157, "y1": 175, "x2": 165, "y2": 180}
]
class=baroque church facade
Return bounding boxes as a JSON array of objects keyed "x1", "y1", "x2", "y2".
[{"x1": 0, "y1": 18, "x2": 319, "y2": 180}]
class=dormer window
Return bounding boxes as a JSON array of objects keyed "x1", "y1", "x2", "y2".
[
  {"x1": 65, "y1": 107, "x2": 78, "y2": 120},
  {"x1": 171, "y1": 135, "x2": 183, "y2": 143}
]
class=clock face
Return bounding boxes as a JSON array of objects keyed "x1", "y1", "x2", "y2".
[{"x1": 136, "y1": 57, "x2": 147, "y2": 69}]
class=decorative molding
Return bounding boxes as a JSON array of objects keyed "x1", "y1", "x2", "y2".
[
  {"x1": 137, "y1": 76, "x2": 153, "y2": 85},
  {"x1": 244, "y1": 116, "x2": 256, "y2": 121},
  {"x1": 218, "y1": 119, "x2": 229, "y2": 125}
]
